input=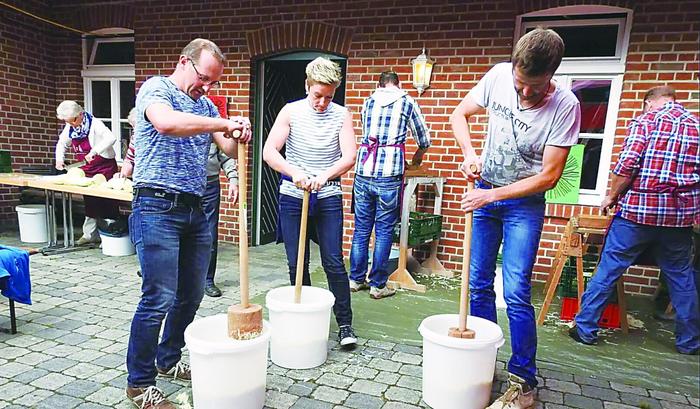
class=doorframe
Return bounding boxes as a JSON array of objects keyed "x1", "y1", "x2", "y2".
[{"x1": 251, "y1": 51, "x2": 346, "y2": 245}]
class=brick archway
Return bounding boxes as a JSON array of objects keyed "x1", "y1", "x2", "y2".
[{"x1": 245, "y1": 22, "x2": 353, "y2": 58}]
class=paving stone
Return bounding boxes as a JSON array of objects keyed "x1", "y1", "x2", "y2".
[
  {"x1": 85, "y1": 386, "x2": 125, "y2": 406},
  {"x1": 14, "y1": 368, "x2": 50, "y2": 384},
  {"x1": 349, "y1": 379, "x2": 388, "y2": 396},
  {"x1": 35, "y1": 394, "x2": 83, "y2": 409},
  {"x1": 1, "y1": 382, "x2": 35, "y2": 401},
  {"x1": 37, "y1": 357, "x2": 79, "y2": 372},
  {"x1": 618, "y1": 393, "x2": 662, "y2": 409},
  {"x1": 582, "y1": 385, "x2": 621, "y2": 402},
  {"x1": 317, "y1": 373, "x2": 355, "y2": 389},
  {"x1": 574, "y1": 375, "x2": 610, "y2": 388},
  {"x1": 603, "y1": 403, "x2": 639, "y2": 409},
  {"x1": 30, "y1": 372, "x2": 75, "y2": 390},
  {"x1": 343, "y1": 365, "x2": 378, "y2": 380},
  {"x1": 539, "y1": 368, "x2": 574, "y2": 381},
  {"x1": 57, "y1": 380, "x2": 104, "y2": 398},
  {"x1": 5, "y1": 335, "x2": 43, "y2": 348},
  {"x1": 366, "y1": 340, "x2": 396, "y2": 350},
  {"x1": 688, "y1": 397, "x2": 699, "y2": 407},
  {"x1": 12, "y1": 389, "x2": 53, "y2": 407},
  {"x1": 0, "y1": 362, "x2": 32, "y2": 378},
  {"x1": 265, "y1": 390, "x2": 298, "y2": 409},
  {"x1": 660, "y1": 402, "x2": 695, "y2": 409},
  {"x1": 367, "y1": 358, "x2": 401, "y2": 372},
  {"x1": 396, "y1": 375, "x2": 421, "y2": 390},
  {"x1": 390, "y1": 352, "x2": 421, "y2": 365},
  {"x1": 374, "y1": 371, "x2": 400, "y2": 386},
  {"x1": 286, "y1": 368, "x2": 323, "y2": 382},
  {"x1": 610, "y1": 382, "x2": 648, "y2": 396},
  {"x1": 90, "y1": 353, "x2": 124, "y2": 369},
  {"x1": 290, "y1": 397, "x2": 333, "y2": 409},
  {"x1": 397, "y1": 364, "x2": 421, "y2": 377},
  {"x1": 361, "y1": 347, "x2": 394, "y2": 359},
  {"x1": 14, "y1": 351, "x2": 51, "y2": 366},
  {"x1": 0, "y1": 346, "x2": 30, "y2": 359},
  {"x1": 312, "y1": 385, "x2": 350, "y2": 404},
  {"x1": 649, "y1": 390, "x2": 688, "y2": 404},
  {"x1": 385, "y1": 386, "x2": 421, "y2": 404},
  {"x1": 538, "y1": 388, "x2": 564, "y2": 404},
  {"x1": 343, "y1": 393, "x2": 385, "y2": 409},
  {"x1": 64, "y1": 362, "x2": 104, "y2": 379},
  {"x1": 564, "y1": 394, "x2": 604, "y2": 409},
  {"x1": 75, "y1": 403, "x2": 113, "y2": 409},
  {"x1": 546, "y1": 379, "x2": 582, "y2": 394},
  {"x1": 287, "y1": 382, "x2": 315, "y2": 397},
  {"x1": 268, "y1": 374, "x2": 295, "y2": 392},
  {"x1": 381, "y1": 403, "x2": 421, "y2": 409}
]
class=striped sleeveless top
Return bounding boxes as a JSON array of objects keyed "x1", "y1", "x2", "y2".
[{"x1": 279, "y1": 98, "x2": 347, "y2": 200}]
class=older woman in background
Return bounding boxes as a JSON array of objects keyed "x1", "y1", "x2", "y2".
[{"x1": 55, "y1": 100, "x2": 120, "y2": 245}]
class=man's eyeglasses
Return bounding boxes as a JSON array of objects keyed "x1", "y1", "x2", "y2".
[{"x1": 188, "y1": 59, "x2": 220, "y2": 89}]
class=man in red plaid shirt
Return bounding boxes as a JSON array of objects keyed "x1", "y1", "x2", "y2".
[{"x1": 571, "y1": 85, "x2": 699, "y2": 355}]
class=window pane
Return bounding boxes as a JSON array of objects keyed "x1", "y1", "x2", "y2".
[
  {"x1": 91, "y1": 81, "x2": 111, "y2": 118},
  {"x1": 120, "y1": 81, "x2": 135, "y2": 119},
  {"x1": 527, "y1": 25, "x2": 618, "y2": 57},
  {"x1": 572, "y1": 79, "x2": 611, "y2": 134},
  {"x1": 93, "y1": 41, "x2": 135, "y2": 65},
  {"x1": 578, "y1": 138, "x2": 603, "y2": 190},
  {"x1": 120, "y1": 122, "x2": 132, "y2": 160}
]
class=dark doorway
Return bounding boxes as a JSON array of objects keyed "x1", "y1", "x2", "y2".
[{"x1": 253, "y1": 52, "x2": 347, "y2": 245}]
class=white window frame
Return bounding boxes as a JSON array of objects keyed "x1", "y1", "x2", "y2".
[
  {"x1": 515, "y1": 5, "x2": 633, "y2": 206},
  {"x1": 81, "y1": 30, "x2": 135, "y2": 162}
]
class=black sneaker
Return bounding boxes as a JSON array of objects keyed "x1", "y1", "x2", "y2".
[
  {"x1": 338, "y1": 325, "x2": 357, "y2": 348},
  {"x1": 568, "y1": 325, "x2": 596, "y2": 345},
  {"x1": 204, "y1": 283, "x2": 222, "y2": 297}
]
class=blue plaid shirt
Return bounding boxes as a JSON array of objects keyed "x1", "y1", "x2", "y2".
[{"x1": 355, "y1": 88, "x2": 430, "y2": 177}]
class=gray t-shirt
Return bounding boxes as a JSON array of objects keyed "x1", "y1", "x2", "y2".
[
  {"x1": 468, "y1": 63, "x2": 581, "y2": 186},
  {"x1": 133, "y1": 77, "x2": 219, "y2": 196}
]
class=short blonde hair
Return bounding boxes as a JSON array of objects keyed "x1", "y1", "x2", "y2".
[
  {"x1": 56, "y1": 100, "x2": 83, "y2": 120},
  {"x1": 512, "y1": 27, "x2": 565, "y2": 76},
  {"x1": 305, "y1": 57, "x2": 342, "y2": 86},
  {"x1": 127, "y1": 107, "x2": 137, "y2": 127}
]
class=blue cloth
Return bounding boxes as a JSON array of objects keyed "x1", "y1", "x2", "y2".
[
  {"x1": 0, "y1": 245, "x2": 31, "y2": 305},
  {"x1": 68, "y1": 111, "x2": 93, "y2": 140},
  {"x1": 469, "y1": 180, "x2": 545, "y2": 387},
  {"x1": 133, "y1": 77, "x2": 219, "y2": 196},
  {"x1": 575, "y1": 216, "x2": 699, "y2": 353},
  {"x1": 349, "y1": 175, "x2": 402, "y2": 288},
  {"x1": 126, "y1": 195, "x2": 211, "y2": 387},
  {"x1": 201, "y1": 178, "x2": 221, "y2": 284},
  {"x1": 278, "y1": 194, "x2": 353, "y2": 327}
]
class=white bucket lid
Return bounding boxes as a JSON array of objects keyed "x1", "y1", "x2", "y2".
[
  {"x1": 185, "y1": 314, "x2": 271, "y2": 355},
  {"x1": 266, "y1": 286, "x2": 335, "y2": 313},
  {"x1": 418, "y1": 314, "x2": 505, "y2": 350},
  {"x1": 15, "y1": 204, "x2": 46, "y2": 214}
]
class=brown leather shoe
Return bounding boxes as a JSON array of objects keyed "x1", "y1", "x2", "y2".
[
  {"x1": 157, "y1": 361, "x2": 191, "y2": 382},
  {"x1": 126, "y1": 386, "x2": 176, "y2": 409}
]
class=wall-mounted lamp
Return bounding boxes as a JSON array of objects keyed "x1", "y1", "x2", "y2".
[{"x1": 411, "y1": 48, "x2": 434, "y2": 96}]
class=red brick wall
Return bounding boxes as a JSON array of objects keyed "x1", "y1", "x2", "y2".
[{"x1": 3, "y1": 0, "x2": 698, "y2": 296}]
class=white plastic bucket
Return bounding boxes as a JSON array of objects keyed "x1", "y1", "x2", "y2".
[
  {"x1": 185, "y1": 314, "x2": 271, "y2": 409},
  {"x1": 266, "y1": 286, "x2": 335, "y2": 369},
  {"x1": 418, "y1": 314, "x2": 505, "y2": 409},
  {"x1": 99, "y1": 234, "x2": 135, "y2": 256},
  {"x1": 15, "y1": 205, "x2": 48, "y2": 243}
]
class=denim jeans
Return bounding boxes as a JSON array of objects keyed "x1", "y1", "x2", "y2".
[
  {"x1": 279, "y1": 193, "x2": 353, "y2": 327},
  {"x1": 575, "y1": 217, "x2": 700, "y2": 353},
  {"x1": 202, "y1": 179, "x2": 221, "y2": 284},
  {"x1": 349, "y1": 175, "x2": 402, "y2": 288},
  {"x1": 126, "y1": 195, "x2": 211, "y2": 387},
  {"x1": 470, "y1": 181, "x2": 545, "y2": 387}
]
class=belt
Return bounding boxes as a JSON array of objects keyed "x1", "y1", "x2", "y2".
[
  {"x1": 478, "y1": 179, "x2": 502, "y2": 189},
  {"x1": 134, "y1": 187, "x2": 201, "y2": 207},
  {"x1": 206, "y1": 174, "x2": 220, "y2": 183}
]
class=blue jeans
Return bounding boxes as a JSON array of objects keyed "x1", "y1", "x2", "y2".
[
  {"x1": 575, "y1": 217, "x2": 700, "y2": 353},
  {"x1": 349, "y1": 175, "x2": 402, "y2": 288},
  {"x1": 126, "y1": 195, "x2": 211, "y2": 387},
  {"x1": 279, "y1": 193, "x2": 353, "y2": 327},
  {"x1": 202, "y1": 178, "x2": 221, "y2": 284},
  {"x1": 470, "y1": 181, "x2": 545, "y2": 387}
]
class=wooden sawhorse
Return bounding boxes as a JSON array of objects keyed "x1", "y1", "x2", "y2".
[{"x1": 537, "y1": 214, "x2": 629, "y2": 333}]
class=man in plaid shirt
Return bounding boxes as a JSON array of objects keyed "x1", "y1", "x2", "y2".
[
  {"x1": 571, "y1": 86, "x2": 700, "y2": 355},
  {"x1": 348, "y1": 71, "x2": 430, "y2": 299}
]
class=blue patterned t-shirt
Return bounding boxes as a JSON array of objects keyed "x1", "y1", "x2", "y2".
[{"x1": 133, "y1": 76, "x2": 219, "y2": 196}]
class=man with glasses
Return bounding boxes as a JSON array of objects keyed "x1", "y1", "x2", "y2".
[
  {"x1": 126, "y1": 38, "x2": 251, "y2": 409},
  {"x1": 450, "y1": 28, "x2": 581, "y2": 409}
]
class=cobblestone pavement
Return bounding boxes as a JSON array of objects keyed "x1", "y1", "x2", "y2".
[{"x1": 0, "y1": 233, "x2": 697, "y2": 408}]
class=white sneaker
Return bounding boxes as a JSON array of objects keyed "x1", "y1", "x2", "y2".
[
  {"x1": 369, "y1": 286, "x2": 396, "y2": 299},
  {"x1": 349, "y1": 279, "x2": 369, "y2": 292},
  {"x1": 486, "y1": 374, "x2": 535, "y2": 409}
]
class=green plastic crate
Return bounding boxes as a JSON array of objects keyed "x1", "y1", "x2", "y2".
[
  {"x1": 0, "y1": 151, "x2": 10, "y2": 173},
  {"x1": 392, "y1": 212, "x2": 443, "y2": 246}
]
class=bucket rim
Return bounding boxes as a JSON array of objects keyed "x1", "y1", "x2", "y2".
[
  {"x1": 418, "y1": 314, "x2": 505, "y2": 350},
  {"x1": 15, "y1": 204, "x2": 46, "y2": 214},
  {"x1": 266, "y1": 286, "x2": 335, "y2": 312},
  {"x1": 185, "y1": 315, "x2": 271, "y2": 355}
]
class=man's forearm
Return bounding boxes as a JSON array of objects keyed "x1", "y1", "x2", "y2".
[
  {"x1": 607, "y1": 173, "x2": 633, "y2": 199},
  {"x1": 490, "y1": 173, "x2": 557, "y2": 202}
]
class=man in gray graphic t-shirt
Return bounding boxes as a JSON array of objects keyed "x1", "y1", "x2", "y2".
[{"x1": 450, "y1": 28, "x2": 581, "y2": 409}]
